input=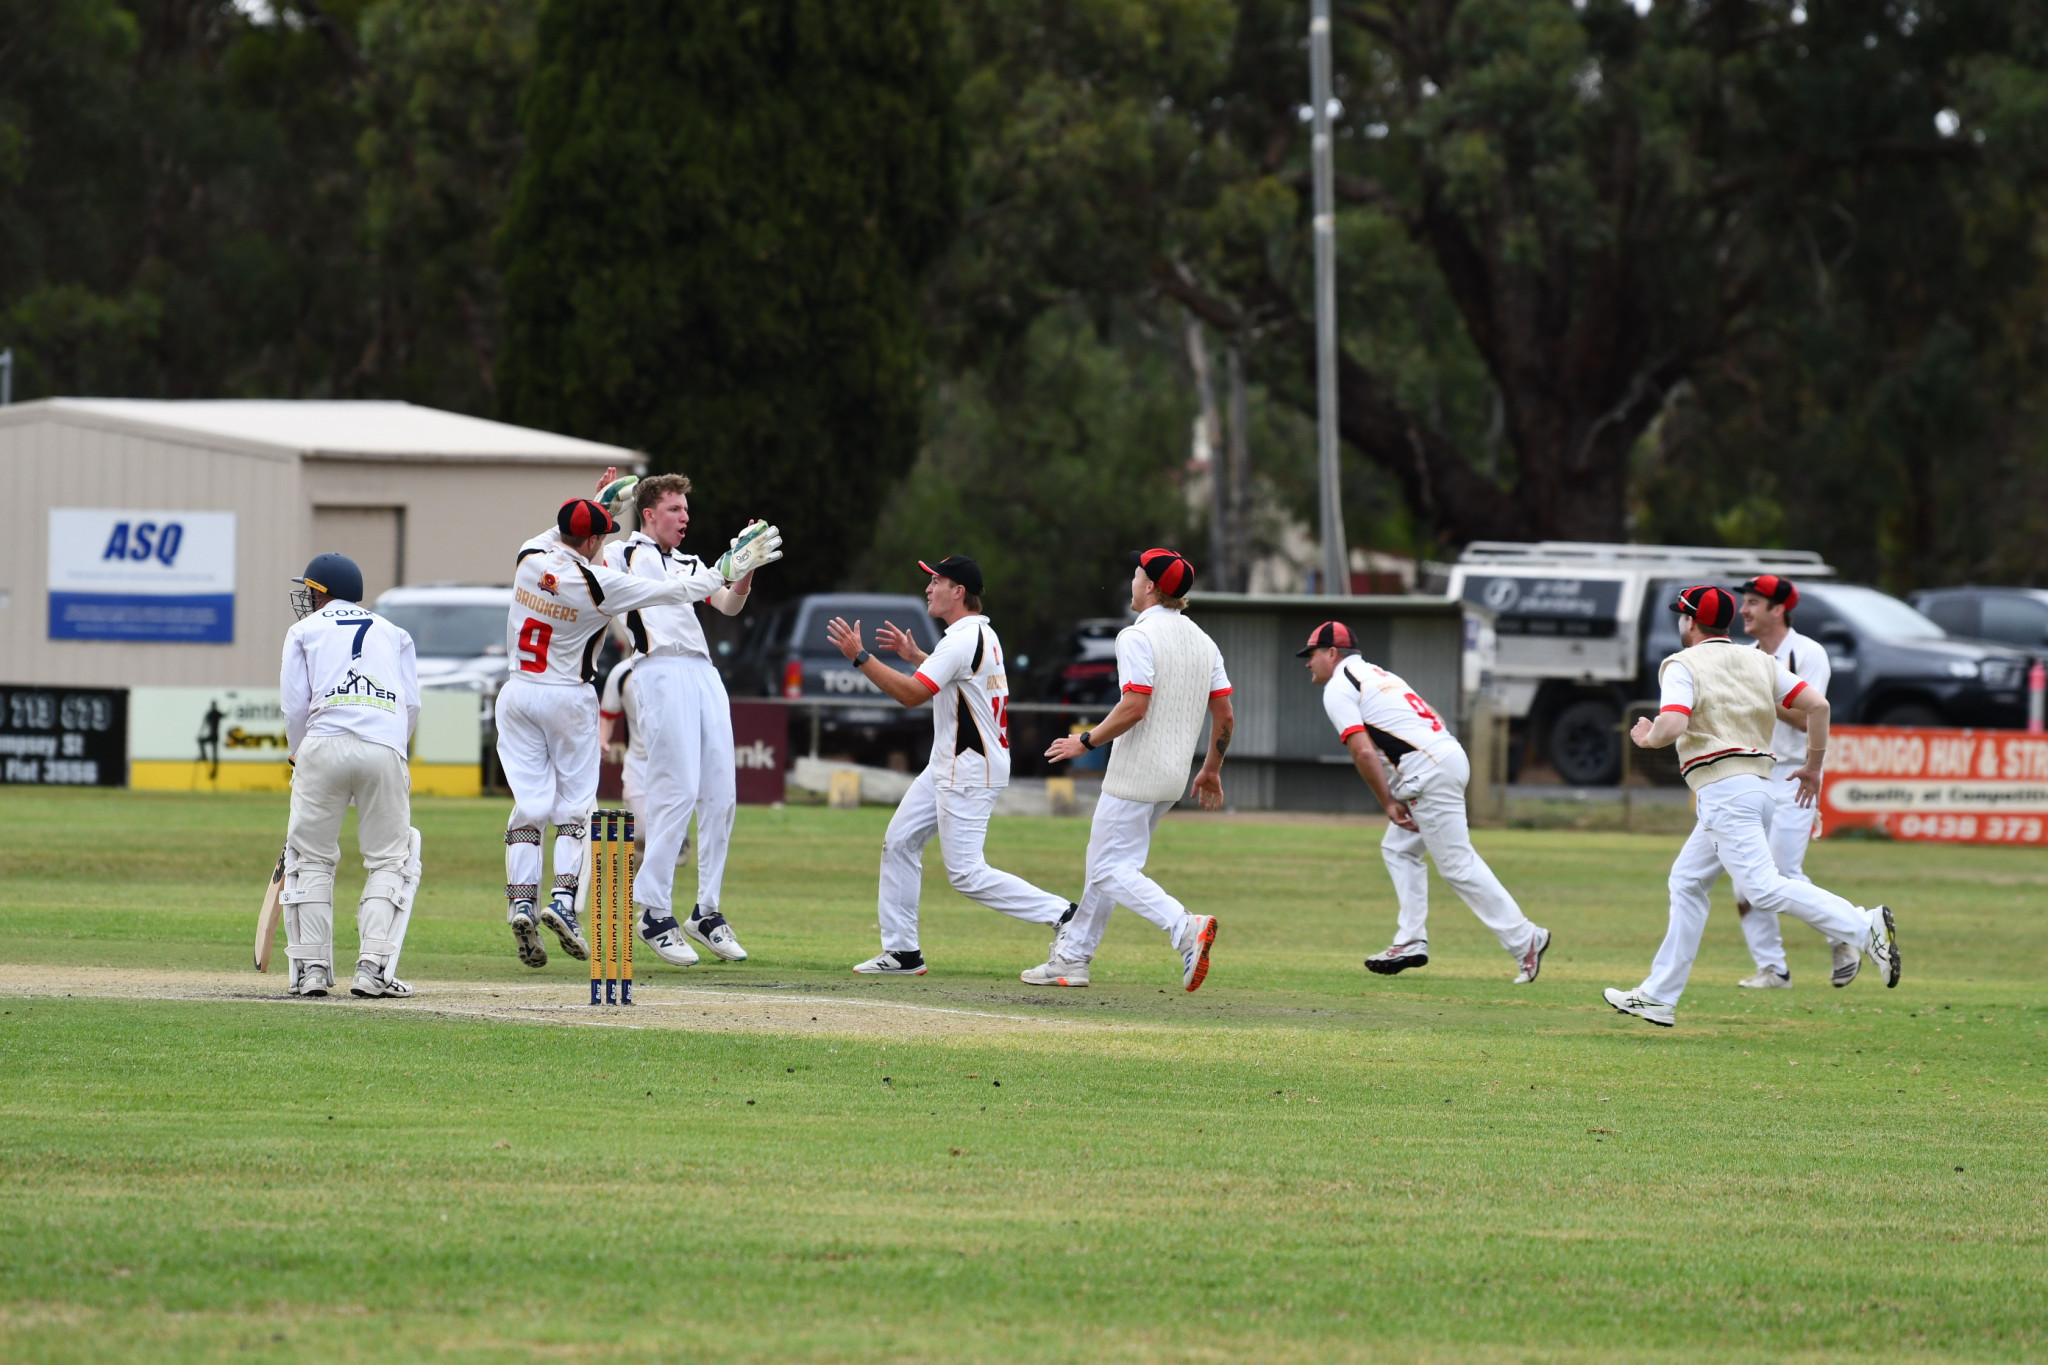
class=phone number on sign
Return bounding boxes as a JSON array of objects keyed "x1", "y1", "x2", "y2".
[{"x1": 1890, "y1": 813, "x2": 2045, "y2": 843}]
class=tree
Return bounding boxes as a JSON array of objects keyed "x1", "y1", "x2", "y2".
[
  {"x1": 497, "y1": 0, "x2": 960, "y2": 594},
  {"x1": 940, "y1": 0, "x2": 2048, "y2": 558}
]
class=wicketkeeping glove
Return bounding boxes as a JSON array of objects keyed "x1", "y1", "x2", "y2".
[
  {"x1": 598, "y1": 475, "x2": 640, "y2": 517},
  {"x1": 717, "y1": 521, "x2": 784, "y2": 581}
]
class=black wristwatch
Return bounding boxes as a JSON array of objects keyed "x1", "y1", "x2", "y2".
[
  {"x1": 853, "y1": 649, "x2": 871, "y2": 667},
  {"x1": 1078, "y1": 730, "x2": 1095, "y2": 751}
]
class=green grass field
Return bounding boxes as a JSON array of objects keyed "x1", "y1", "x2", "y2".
[{"x1": 1, "y1": 788, "x2": 2044, "y2": 1363}]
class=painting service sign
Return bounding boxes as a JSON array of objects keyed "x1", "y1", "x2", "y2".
[
  {"x1": 1822, "y1": 725, "x2": 2048, "y2": 844},
  {"x1": 48, "y1": 508, "x2": 237, "y2": 643}
]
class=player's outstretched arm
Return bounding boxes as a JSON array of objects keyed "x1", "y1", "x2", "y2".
[
  {"x1": 1046, "y1": 690, "x2": 1149, "y2": 763},
  {"x1": 826, "y1": 617, "x2": 933, "y2": 708},
  {"x1": 1344, "y1": 731, "x2": 1416, "y2": 831}
]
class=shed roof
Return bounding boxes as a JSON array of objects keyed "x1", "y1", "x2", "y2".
[{"x1": 0, "y1": 399, "x2": 639, "y2": 464}]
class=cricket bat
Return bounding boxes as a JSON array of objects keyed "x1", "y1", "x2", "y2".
[{"x1": 254, "y1": 845, "x2": 286, "y2": 972}]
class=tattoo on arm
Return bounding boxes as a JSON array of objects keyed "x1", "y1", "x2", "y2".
[{"x1": 1213, "y1": 717, "x2": 1233, "y2": 755}]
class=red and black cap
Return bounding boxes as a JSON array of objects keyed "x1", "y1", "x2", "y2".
[
  {"x1": 1295, "y1": 620, "x2": 1360, "y2": 657},
  {"x1": 1131, "y1": 548, "x2": 1195, "y2": 598},
  {"x1": 557, "y1": 498, "x2": 618, "y2": 539},
  {"x1": 919, "y1": 555, "x2": 984, "y2": 596},
  {"x1": 1736, "y1": 573, "x2": 1799, "y2": 611},
  {"x1": 1670, "y1": 584, "x2": 1737, "y2": 633}
]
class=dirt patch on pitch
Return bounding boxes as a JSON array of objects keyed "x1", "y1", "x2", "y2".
[{"x1": 0, "y1": 965, "x2": 1111, "y2": 1039}]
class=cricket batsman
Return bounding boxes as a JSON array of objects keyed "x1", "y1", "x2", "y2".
[
  {"x1": 278, "y1": 552, "x2": 423, "y2": 999},
  {"x1": 1035, "y1": 549, "x2": 1232, "y2": 991},
  {"x1": 1605, "y1": 585, "x2": 1899, "y2": 1028}
]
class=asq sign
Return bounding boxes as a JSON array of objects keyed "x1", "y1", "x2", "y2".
[{"x1": 47, "y1": 508, "x2": 237, "y2": 643}]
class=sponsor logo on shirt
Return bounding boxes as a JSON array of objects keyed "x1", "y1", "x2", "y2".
[
  {"x1": 320, "y1": 670, "x2": 399, "y2": 713},
  {"x1": 537, "y1": 572, "x2": 559, "y2": 596}
]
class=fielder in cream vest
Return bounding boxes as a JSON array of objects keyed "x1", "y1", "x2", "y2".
[
  {"x1": 1033, "y1": 549, "x2": 1233, "y2": 992},
  {"x1": 1605, "y1": 585, "x2": 1899, "y2": 1028}
]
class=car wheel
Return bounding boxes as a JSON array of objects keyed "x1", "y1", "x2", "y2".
[
  {"x1": 1548, "y1": 698, "x2": 1622, "y2": 786},
  {"x1": 1874, "y1": 702, "x2": 1943, "y2": 727}
]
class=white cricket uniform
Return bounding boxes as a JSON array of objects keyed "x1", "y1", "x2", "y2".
[
  {"x1": 1738, "y1": 627, "x2": 1839, "y2": 972},
  {"x1": 606, "y1": 531, "x2": 739, "y2": 917},
  {"x1": 1323, "y1": 656, "x2": 1539, "y2": 958},
  {"x1": 280, "y1": 599, "x2": 420, "y2": 978},
  {"x1": 496, "y1": 532, "x2": 698, "y2": 908},
  {"x1": 1638, "y1": 640, "x2": 1872, "y2": 1004},
  {"x1": 1060, "y1": 606, "x2": 1231, "y2": 961},
  {"x1": 877, "y1": 614, "x2": 1070, "y2": 954}
]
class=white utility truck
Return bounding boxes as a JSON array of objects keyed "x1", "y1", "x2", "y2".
[{"x1": 1446, "y1": 542, "x2": 1833, "y2": 785}]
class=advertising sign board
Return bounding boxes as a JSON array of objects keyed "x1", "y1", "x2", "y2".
[
  {"x1": 1821, "y1": 725, "x2": 2048, "y2": 845},
  {"x1": 47, "y1": 508, "x2": 237, "y2": 643}
]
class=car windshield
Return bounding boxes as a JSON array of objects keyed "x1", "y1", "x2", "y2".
[
  {"x1": 374, "y1": 603, "x2": 507, "y2": 657},
  {"x1": 1811, "y1": 586, "x2": 1945, "y2": 641}
]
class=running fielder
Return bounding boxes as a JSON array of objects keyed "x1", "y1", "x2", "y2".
[
  {"x1": 1730, "y1": 573, "x2": 1859, "y2": 990},
  {"x1": 1302, "y1": 621, "x2": 1552, "y2": 983},
  {"x1": 278, "y1": 553, "x2": 424, "y2": 999},
  {"x1": 1605, "y1": 585, "x2": 1899, "y2": 1028},
  {"x1": 605, "y1": 473, "x2": 781, "y2": 967},
  {"x1": 825, "y1": 555, "x2": 1076, "y2": 976},
  {"x1": 497, "y1": 498, "x2": 711, "y2": 971},
  {"x1": 1035, "y1": 548, "x2": 1230, "y2": 991}
]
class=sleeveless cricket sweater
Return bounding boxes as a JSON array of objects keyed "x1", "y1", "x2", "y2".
[
  {"x1": 1103, "y1": 611, "x2": 1215, "y2": 804},
  {"x1": 1661, "y1": 641, "x2": 1779, "y2": 790}
]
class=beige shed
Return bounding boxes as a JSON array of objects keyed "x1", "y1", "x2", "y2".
[{"x1": 1, "y1": 399, "x2": 640, "y2": 688}]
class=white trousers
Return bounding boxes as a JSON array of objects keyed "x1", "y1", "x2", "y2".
[
  {"x1": 1380, "y1": 746, "x2": 1537, "y2": 957},
  {"x1": 632, "y1": 656, "x2": 735, "y2": 916},
  {"x1": 1641, "y1": 774, "x2": 1874, "y2": 1003},
  {"x1": 496, "y1": 681, "x2": 599, "y2": 904},
  {"x1": 283, "y1": 733, "x2": 412, "y2": 973},
  {"x1": 1737, "y1": 762, "x2": 1842, "y2": 971},
  {"x1": 1061, "y1": 793, "x2": 1186, "y2": 961},
  {"x1": 878, "y1": 768, "x2": 1070, "y2": 953}
]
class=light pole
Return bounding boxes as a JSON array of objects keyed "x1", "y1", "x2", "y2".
[{"x1": 1309, "y1": 0, "x2": 1349, "y2": 596}]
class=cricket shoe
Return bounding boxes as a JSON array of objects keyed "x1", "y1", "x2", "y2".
[
  {"x1": 1176, "y1": 914, "x2": 1217, "y2": 992},
  {"x1": 1865, "y1": 905, "x2": 1900, "y2": 988},
  {"x1": 349, "y1": 960, "x2": 415, "y2": 999},
  {"x1": 1831, "y1": 941, "x2": 1862, "y2": 988},
  {"x1": 684, "y1": 907, "x2": 748, "y2": 962},
  {"x1": 853, "y1": 950, "x2": 926, "y2": 975},
  {"x1": 1737, "y1": 965, "x2": 1792, "y2": 989},
  {"x1": 1020, "y1": 958, "x2": 1089, "y2": 987},
  {"x1": 508, "y1": 900, "x2": 547, "y2": 969},
  {"x1": 1514, "y1": 927, "x2": 1552, "y2": 984},
  {"x1": 540, "y1": 898, "x2": 590, "y2": 961},
  {"x1": 1602, "y1": 987, "x2": 1675, "y2": 1028},
  {"x1": 1046, "y1": 901, "x2": 1079, "y2": 963},
  {"x1": 637, "y1": 907, "x2": 700, "y2": 967},
  {"x1": 290, "y1": 961, "x2": 333, "y2": 998},
  {"x1": 1365, "y1": 941, "x2": 1429, "y2": 975}
]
